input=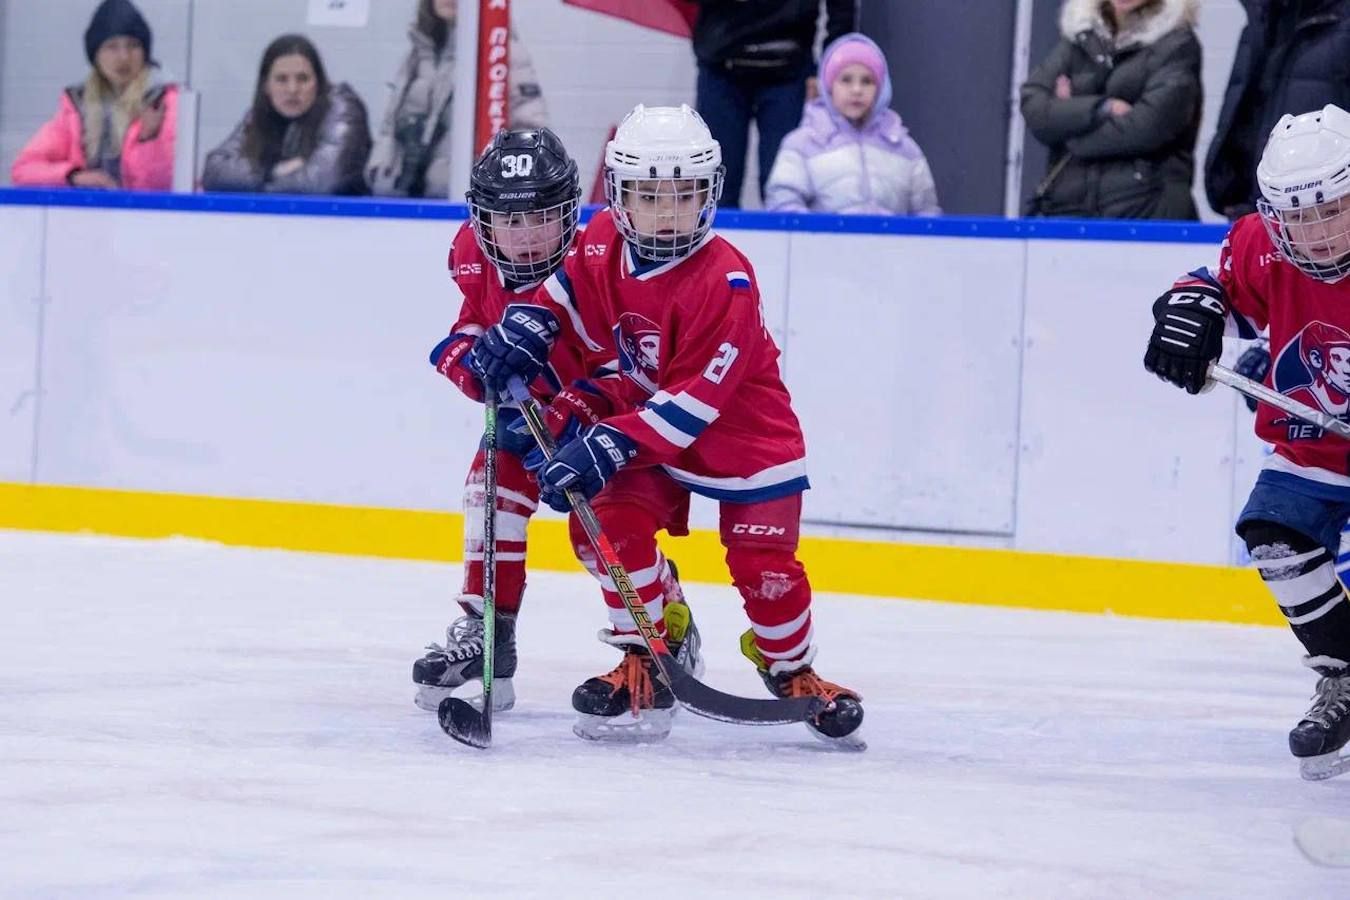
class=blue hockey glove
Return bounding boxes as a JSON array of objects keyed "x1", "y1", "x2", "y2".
[
  {"x1": 1234, "y1": 341, "x2": 1271, "y2": 413},
  {"x1": 520, "y1": 386, "x2": 609, "y2": 471},
  {"x1": 494, "y1": 407, "x2": 537, "y2": 457},
  {"x1": 537, "y1": 424, "x2": 638, "y2": 513},
  {"x1": 469, "y1": 304, "x2": 561, "y2": 393}
]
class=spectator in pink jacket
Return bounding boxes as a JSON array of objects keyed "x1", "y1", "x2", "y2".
[
  {"x1": 764, "y1": 33, "x2": 939, "y2": 216},
  {"x1": 10, "y1": 0, "x2": 177, "y2": 190}
]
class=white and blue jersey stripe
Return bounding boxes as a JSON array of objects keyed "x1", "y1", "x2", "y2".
[
  {"x1": 662, "y1": 458, "x2": 811, "y2": 503},
  {"x1": 637, "y1": 390, "x2": 720, "y2": 449}
]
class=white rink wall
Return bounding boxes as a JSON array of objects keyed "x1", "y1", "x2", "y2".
[{"x1": 0, "y1": 198, "x2": 1267, "y2": 567}]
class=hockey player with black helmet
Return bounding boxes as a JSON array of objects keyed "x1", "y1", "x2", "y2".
[
  {"x1": 1146, "y1": 104, "x2": 1350, "y2": 780},
  {"x1": 413, "y1": 127, "x2": 595, "y2": 713}
]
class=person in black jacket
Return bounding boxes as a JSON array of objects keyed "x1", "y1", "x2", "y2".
[
  {"x1": 693, "y1": 0, "x2": 857, "y2": 208},
  {"x1": 1205, "y1": 0, "x2": 1350, "y2": 220},
  {"x1": 1020, "y1": 0, "x2": 1202, "y2": 220}
]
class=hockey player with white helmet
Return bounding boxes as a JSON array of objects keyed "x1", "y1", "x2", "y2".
[
  {"x1": 1145, "y1": 104, "x2": 1350, "y2": 780},
  {"x1": 603, "y1": 103, "x2": 724, "y2": 261},
  {"x1": 472, "y1": 103, "x2": 865, "y2": 746},
  {"x1": 1256, "y1": 110, "x2": 1350, "y2": 283}
]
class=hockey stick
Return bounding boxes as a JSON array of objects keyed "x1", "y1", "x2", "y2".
[
  {"x1": 439, "y1": 393, "x2": 500, "y2": 748},
  {"x1": 1209, "y1": 363, "x2": 1350, "y2": 440},
  {"x1": 505, "y1": 376, "x2": 823, "y2": 726}
]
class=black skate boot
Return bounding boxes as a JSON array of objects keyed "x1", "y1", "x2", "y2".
[
  {"x1": 412, "y1": 609, "x2": 517, "y2": 713},
  {"x1": 1290, "y1": 658, "x2": 1350, "y2": 781},
  {"x1": 740, "y1": 629, "x2": 865, "y2": 750},
  {"x1": 571, "y1": 599, "x2": 702, "y2": 742}
]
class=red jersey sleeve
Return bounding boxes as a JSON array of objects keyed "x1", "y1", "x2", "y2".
[
  {"x1": 1159, "y1": 216, "x2": 1268, "y2": 340},
  {"x1": 1216, "y1": 214, "x2": 1271, "y2": 338},
  {"x1": 446, "y1": 223, "x2": 492, "y2": 338}
]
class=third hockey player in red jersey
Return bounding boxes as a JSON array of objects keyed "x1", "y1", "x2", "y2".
[
  {"x1": 472, "y1": 104, "x2": 864, "y2": 746},
  {"x1": 1145, "y1": 104, "x2": 1350, "y2": 780}
]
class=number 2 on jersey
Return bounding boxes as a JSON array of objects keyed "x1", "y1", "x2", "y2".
[{"x1": 704, "y1": 342, "x2": 739, "y2": 384}]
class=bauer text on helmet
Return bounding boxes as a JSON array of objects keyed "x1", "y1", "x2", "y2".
[
  {"x1": 1256, "y1": 104, "x2": 1350, "y2": 283},
  {"x1": 604, "y1": 104, "x2": 725, "y2": 261},
  {"x1": 468, "y1": 128, "x2": 581, "y2": 285}
]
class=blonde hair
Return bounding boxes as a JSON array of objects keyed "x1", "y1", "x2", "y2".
[{"x1": 80, "y1": 66, "x2": 150, "y2": 162}]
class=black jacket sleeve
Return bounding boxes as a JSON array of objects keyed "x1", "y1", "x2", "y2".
[
  {"x1": 1065, "y1": 33, "x2": 1201, "y2": 160},
  {"x1": 1020, "y1": 40, "x2": 1104, "y2": 147}
]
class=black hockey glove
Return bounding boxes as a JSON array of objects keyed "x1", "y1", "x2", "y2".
[
  {"x1": 1143, "y1": 286, "x2": 1226, "y2": 394},
  {"x1": 1234, "y1": 340, "x2": 1271, "y2": 413}
]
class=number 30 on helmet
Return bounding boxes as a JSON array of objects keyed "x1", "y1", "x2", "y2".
[{"x1": 467, "y1": 128, "x2": 581, "y2": 285}]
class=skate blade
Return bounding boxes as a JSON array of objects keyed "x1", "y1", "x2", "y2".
[
  {"x1": 1300, "y1": 750, "x2": 1350, "y2": 781},
  {"x1": 415, "y1": 679, "x2": 515, "y2": 713},
  {"x1": 807, "y1": 724, "x2": 867, "y2": 752},
  {"x1": 1295, "y1": 816, "x2": 1350, "y2": 866},
  {"x1": 572, "y1": 708, "x2": 674, "y2": 743}
]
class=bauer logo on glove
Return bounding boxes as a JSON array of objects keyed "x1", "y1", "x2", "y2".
[
  {"x1": 469, "y1": 303, "x2": 562, "y2": 392},
  {"x1": 536, "y1": 424, "x2": 638, "y2": 512}
]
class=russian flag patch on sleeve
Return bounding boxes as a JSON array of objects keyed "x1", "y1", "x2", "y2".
[{"x1": 726, "y1": 271, "x2": 752, "y2": 290}]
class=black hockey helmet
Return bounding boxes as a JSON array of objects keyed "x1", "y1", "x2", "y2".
[{"x1": 466, "y1": 128, "x2": 581, "y2": 284}]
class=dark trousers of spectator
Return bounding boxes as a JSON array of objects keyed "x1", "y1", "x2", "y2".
[{"x1": 696, "y1": 62, "x2": 809, "y2": 209}]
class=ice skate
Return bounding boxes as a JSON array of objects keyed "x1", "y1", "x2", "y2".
[
  {"x1": 571, "y1": 599, "x2": 701, "y2": 742},
  {"x1": 740, "y1": 630, "x2": 865, "y2": 750},
  {"x1": 412, "y1": 609, "x2": 517, "y2": 713},
  {"x1": 1291, "y1": 662, "x2": 1350, "y2": 781}
]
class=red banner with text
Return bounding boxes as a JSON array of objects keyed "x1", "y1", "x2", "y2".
[{"x1": 474, "y1": 0, "x2": 512, "y2": 154}]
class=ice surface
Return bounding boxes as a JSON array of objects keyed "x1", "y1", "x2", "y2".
[{"x1": 1, "y1": 530, "x2": 1344, "y2": 898}]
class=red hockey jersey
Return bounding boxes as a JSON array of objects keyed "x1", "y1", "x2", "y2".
[
  {"x1": 445, "y1": 221, "x2": 587, "y2": 398},
  {"x1": 1201, "y1": 213, "x2": 1350, "y2": 493},
  {"x1": 534, "y1": 210, "x2": 809, "y2": 502}
]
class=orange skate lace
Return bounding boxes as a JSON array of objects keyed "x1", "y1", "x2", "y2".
[
  {"x1": 782, "y1": 669, "x2": 860, "y2": 704},
  {"x1": 598, "y1": 652, "x2": 656, "y2": 716}
]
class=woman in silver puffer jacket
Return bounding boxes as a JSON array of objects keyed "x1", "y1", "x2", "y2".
[
  {"x1": 366, "y1": 0, "x2": 547, "y2": 198},
  {"x1": 203, "y1": 33, "x2": 372, "y2": 196}
]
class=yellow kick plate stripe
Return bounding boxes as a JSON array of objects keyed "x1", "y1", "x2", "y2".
[{"x1": 0, "y1": 482, "x2": 1277, "y2": 626}]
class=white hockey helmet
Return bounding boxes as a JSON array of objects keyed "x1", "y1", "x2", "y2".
[
  {"x1": 1256, "y1": 104, "x2": 1350, "y2": 282},
  {"x1": 604, "y1": 104, "x2": 724, "y2": 261}
]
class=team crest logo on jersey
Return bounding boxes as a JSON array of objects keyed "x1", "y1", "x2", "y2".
[
  {"x1": 1272, "y1": 321, "x2": 1350, "y2": 433},
  {"x1": 614, "y1": 312, "x2": 661, "y2": 394}
]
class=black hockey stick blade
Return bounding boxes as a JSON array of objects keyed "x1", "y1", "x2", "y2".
[
  {"x1": 667, "y1": 664, "x2": 826, "y2": 725},
  {"x1": 439, "y1": 696, "x2": 491, "y2": 749}
]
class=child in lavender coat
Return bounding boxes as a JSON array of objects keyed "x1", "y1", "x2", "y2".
[{"x1": 765, "y1": 33, "x2": 940, "y2": 216}]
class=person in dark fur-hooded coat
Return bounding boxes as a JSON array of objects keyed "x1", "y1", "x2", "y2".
[{"x1": 1020, "y1": 0, "x2": 1202, "y2": 220}]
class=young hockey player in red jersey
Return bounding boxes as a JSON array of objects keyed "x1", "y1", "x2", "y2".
[
  {"x1": 1145, "y1": 105, "x2": 1350, "y2": 780},
  {"x1": 411, "y1": 128, "x2": 588, "y2": 714},
  {"x1": 471, "y1": 104, "x2": 864, "y2": 746}
]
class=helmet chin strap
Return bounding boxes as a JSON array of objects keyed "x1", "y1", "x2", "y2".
[
  {"x1": 1285, "y1": 247, "x2": 1350, "y2": 283},
  {"x1": 634, "y1": 235, "x2": 683, "y2": 262}
]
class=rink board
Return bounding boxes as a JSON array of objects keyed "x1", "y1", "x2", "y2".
[
  {"x1": 0, "y1": 192, "x2": 1281, "y2": 626},
  {"x1": 0, "y1": 481, "x2": 1274, "y2": 626}
]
